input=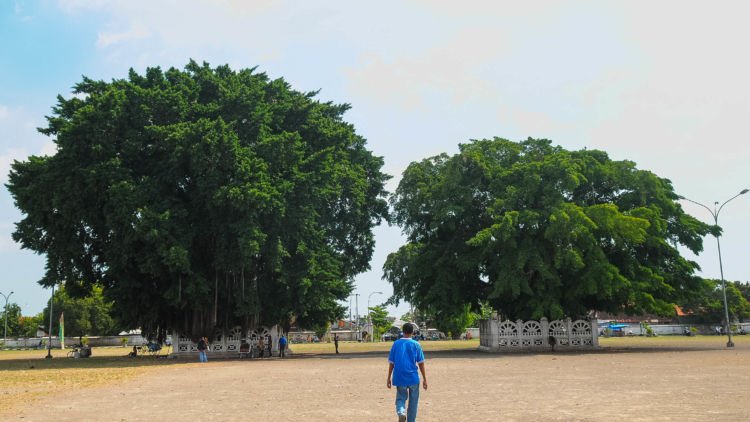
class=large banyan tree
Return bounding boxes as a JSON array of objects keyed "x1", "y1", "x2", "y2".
[
  {"x1": 385, "y1": 138, "x2": 714, "y2": 326},
  {"x1": 8, "y1": 61, "x2": 390, "y2": 340}
]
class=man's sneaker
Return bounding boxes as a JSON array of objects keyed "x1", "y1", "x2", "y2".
[{"x1": 398, "y1": 415, "x2": 406, "y2": 422}]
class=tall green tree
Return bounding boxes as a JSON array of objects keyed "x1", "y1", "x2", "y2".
[
  {"x1": 42, "y1": 285, "x2": 122, "y2": 337},
  {"x1": 8, "y1": 61, "x2": 390, "y2": 341},
  {"x1": 368, "y1": 305, "x2": 391, "y2": 340},
  {"x1": 680, "y1": 279, "x2": 750, "y2": 323},
  {"x1": 385, "y1": 138, "x2": 712, "y2": 322},
  {"x1": 1, "y1": 303, "x2": 22, "y2": 337},
  {"x1": 732, "y1": 281, "x2": 750, "y2": 304},
  {"x1": 18, "y1": 313, "x2": 45, "y2": 338}
]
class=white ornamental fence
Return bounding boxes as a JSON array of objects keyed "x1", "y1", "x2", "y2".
[
  {"x1": 479, "y1": 317, "x2": 598, "y2": 352},
  {"x1": 173, "y1": 325, "x2": 281, "y2": 356}
]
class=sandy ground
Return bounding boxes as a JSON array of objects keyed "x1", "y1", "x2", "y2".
[{"x1": 7, "y1": 340, "x2": 750, "y2": 421}]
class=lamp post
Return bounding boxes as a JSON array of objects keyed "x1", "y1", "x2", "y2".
[
  {"x1": 367, "y1": 291, "x2": 383, "y2": 342},
  {"x1": 1, "y1": 290, "x2": 13, "y2": 342},
  {"x1": 679, "y1": 188, "x2": 748, "y2": 348},
  {"x1": 46, "y1": 284, "x2": 55, "y2": 359},
  {"x1": 354, "y1": 293, "x2": 360, "y2": 341}
]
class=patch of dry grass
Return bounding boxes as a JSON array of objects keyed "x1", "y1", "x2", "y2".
[
  {"x1": 0, "y1": 347, "x2": 178, "y2": 413},
  {"x1": 598, "y1": 333, "x2": 750, "y2": 349}
]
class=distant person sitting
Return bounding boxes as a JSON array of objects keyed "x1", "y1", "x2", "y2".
[
  {"x1": 128, "y1": 345, "x2": 138, "y2": 358},
  {"x1": 258, "y1": 337, "x2": 266, "y2": 358}
]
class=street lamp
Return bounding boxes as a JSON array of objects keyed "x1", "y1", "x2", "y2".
[
  {"x1": 679, "y1": 188, "x2": 748, "y2": 348},
  {"x1": 367, "y1": 291, "x2": 383, "y2": 342},
  {"x1": 46, "y1": 284, "x2": 55, "y2": 359},
  {"x1": 1, "y1": 290, "x2": 14, "y2": 342},
  {"x1": 354, "y1": 293, "x2": 360, "y2": 341}
]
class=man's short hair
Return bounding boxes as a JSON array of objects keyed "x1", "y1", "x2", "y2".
[{"x1": 402, "y1": 323, "x2": 414, "y2": 334}]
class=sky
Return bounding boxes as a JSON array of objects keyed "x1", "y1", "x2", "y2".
[{"x1": 0, "y1": 0, "x2": 748, "y2": 320}]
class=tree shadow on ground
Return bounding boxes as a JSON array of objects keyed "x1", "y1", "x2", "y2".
[
  {"x1": 294, "y1": 343, "x2": 746, "y2": 361},
  {"x1": 0, "y1": 353, "x2": 202, "y2": 371}
]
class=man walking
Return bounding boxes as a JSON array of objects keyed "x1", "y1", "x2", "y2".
[
  {"x1": 334, "y1": 333, "x2": 339, "y2": 354},
  {"x1": 386, "y1": 323, "x2": 427, "y2": 422}
]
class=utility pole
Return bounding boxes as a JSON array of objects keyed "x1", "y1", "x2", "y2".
[
  {"x1": 1, "y1": 291, "x2": 13, "y2": 342},
  {"x1": 367, "y1": 291, "x2": 383, "y2": 342},
  {"x1": 46, "y1": 284, "x2": 55, "y2": 359},
  {"x1": 355, "y1": 293, "x2": 360, "y2": 341}
]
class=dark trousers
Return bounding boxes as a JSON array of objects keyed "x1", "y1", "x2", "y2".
[{"x1": 279, "y1": 344, "x2": 286, "y2": 358}]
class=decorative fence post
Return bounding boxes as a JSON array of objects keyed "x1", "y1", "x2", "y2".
[
  {"x1": 590, "y1": 317, "x2": 599, "y2": 347},
  {"x1": 541, "y1": 317, "x2": 549, "y2": 347},
  {"x1": 488, "y1": 313, "x2": 499, "y2": 351}
]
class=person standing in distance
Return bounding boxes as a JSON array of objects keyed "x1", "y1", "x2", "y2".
[
  {"x1": 334, "y1": 333, "x2": 340, "y2": 354},
  {"x1": 278, "y1": 333, "x2": 288, "y2": 359},
  {"x1": 386, "y1": 323, "x2": 427, "y2": 422},
  {"x1": 197, "y1": 336, "x2": 209, "y2": 363}
]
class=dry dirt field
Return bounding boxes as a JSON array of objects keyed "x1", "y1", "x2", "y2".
[{"x1": 2, "y1": 336, "x2": 750, "y2": 421}]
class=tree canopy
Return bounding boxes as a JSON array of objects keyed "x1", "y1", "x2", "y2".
[
  {"x1": 42, "y1": 285, "x2": 123, "y2": 338},
  {"x1": 0, "y1": 303, "x2": 23, "y2": 338},
  {"x1": 679, "y1": 279, "x2": 750, "y2": 323},
  {"x1": 368, "y1": 304, "x2": 392, "y2": 339},
  {"x1": 8, "y1": 61, "x2": 389, "y2": 340},
  {"x1": 384, "y1": 138, "x2": 713, "y2": 323}
]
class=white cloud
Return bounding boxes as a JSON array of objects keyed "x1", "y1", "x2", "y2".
[
  {"x1": 0, "y1": 105, "x2": 50, "y2": 183},
  {"x1": 0, "y1": 147, "x2": 27, "y2": 185},
  {"x1": 345, "y1": 26, "x2": 504, "y2": 112},
  {"x1": 0, "y1": 230, "x2": 20, "y2": 253},
  {"x1": 96, "y1": 24, "x2": 151, "y2": 48},
  {"x1": 61, "y1": 0, "x2": 283, "y2": 53},
  {"x1": 39, "y1": 141, "x2": 57, "y2": 157},
  {"x1": 56, "y1": 0, "x2": 110, "y2": 13}
]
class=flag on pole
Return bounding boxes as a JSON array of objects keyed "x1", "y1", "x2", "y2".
[{"x1": 59, "y1": 312, "x2": 65, "y2": 349}]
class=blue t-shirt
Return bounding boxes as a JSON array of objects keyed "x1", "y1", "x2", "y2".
[
  {"x1": 279, "y1": 336, "x2": 287, "y2": 346},
  {"x1": 388, "y1": 338, "x2": 425, "y2": 386}
]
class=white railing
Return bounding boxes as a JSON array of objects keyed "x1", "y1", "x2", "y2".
[
  {"x1": 173, "y1": 325, "x2": 280, "y2": 356},
  {"x1": 479, "y1": 317, "x2": 598, "y2": 352}
]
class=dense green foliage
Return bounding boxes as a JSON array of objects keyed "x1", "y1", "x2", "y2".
[
  {"x1": 0, "y1": 304, "x2": 44, "y2": 338},
  {"x1": 368, "y1": 305, "x2": 391, "y2": 339},
  {"x1": 679, "y1": 279, "x2": 750, "y2": 323},
  {"x1": 0, "y1": 303, "x2": 23, "y2": 337},
  {"x1": 42, "y1": 285, "x2": 122, "y2": 337},
  {"x1": 399, "y1": 302, "x2": 491, "y2": 338},
  {"x1": 8, "y1": 61, "x2": 389, "y2": 340},
  {"x1": 18, "y1": 312, "x2": 45, "y2": 338},
  {"x1": 385, "y1": 138, "x2": 713, "y2": 324}
]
